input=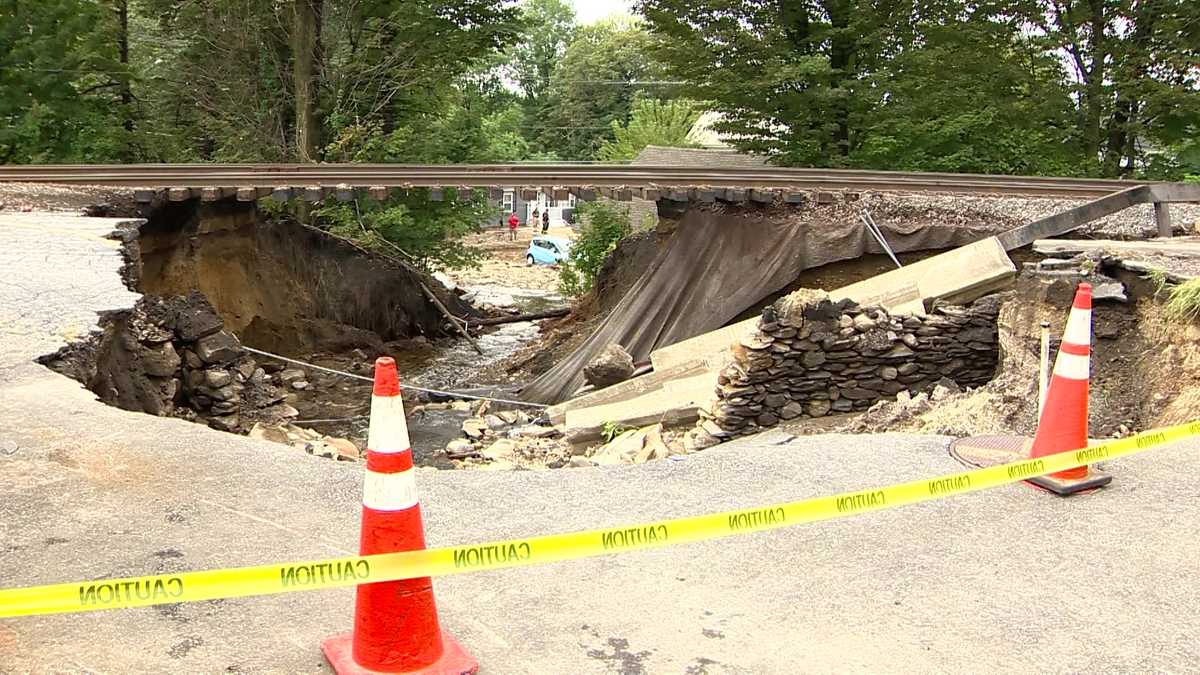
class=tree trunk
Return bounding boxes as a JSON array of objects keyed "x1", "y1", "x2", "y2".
[
  {"x1": 1083, "y1": 0, "x2": 1107, "y2": 165},
  {"x1": 824, "y1": 0, "x2": 854, "y2": 159},
  {"x1": 116, "y1": 0, "x2": 132, "y2": 133},
  {"x1": 292, "y1": 0, "x2": 323, "y2": 162}
]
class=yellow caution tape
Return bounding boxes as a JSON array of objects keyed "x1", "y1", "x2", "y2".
[{"x1": 2, "y1": 422, "x2": 1196, "y2": 619}]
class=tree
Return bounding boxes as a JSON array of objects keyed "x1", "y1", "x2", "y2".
[
  {"x1": 558, "y1": 201, "x2": 632, "y2": 297},
  {"x1": 1016, "y1": 0, "x2": 1200, "y2": 176},
  {"x1": 314, "y1": 189, "x2": 488, "y2": 271},
  {"x1": 637, "y1": 0, "x2": 895, "y2": 166},
  {"x1": 854, "y1": 19, "x2": 1084, "y2": 176},
  {"x1": 292, "y1": 0, "x2": 324, "y2": 162},
  {"x1": 507, "y1": 0, "x2": 576, "y2": 123},
  {"x1": 638, "y1": 0, "x2": 1200, "y2": 177},
  {"x1": 0, "y1": 0, "x2": 132, "y2": 162},
  {"x1": 596, "y1": 98, "x2": 701, "y2": 161},
  {"x1": 540, "y1": 17, "x2": 672, "y2": 160}
]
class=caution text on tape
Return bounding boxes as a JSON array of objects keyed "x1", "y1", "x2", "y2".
[{"x1": 1, "y1": 421, "x2": 1196, "y2": 619}]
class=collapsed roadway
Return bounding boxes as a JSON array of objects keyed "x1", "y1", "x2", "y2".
[{"x1": 1, "y1": 173, "x2": 1200, "y2": 672}]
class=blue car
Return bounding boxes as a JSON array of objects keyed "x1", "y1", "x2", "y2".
[{"x1": 525, "y1": 236, "x2": 572, "y2": 266}]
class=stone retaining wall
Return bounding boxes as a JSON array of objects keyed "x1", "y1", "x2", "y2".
[{"x1": 695, "y1": 290, "x2": 1001, "y2": 442}]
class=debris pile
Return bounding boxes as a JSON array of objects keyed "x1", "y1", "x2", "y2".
[
  {"x1": 436, "y1": 404, "x2": 572, "y2": 470},
  {"x1": 249, "y1": 422, "x2": 360, "y2": 461},
  {"x1": 435, "y1": 401, "x2": 687, "y2": 470}
]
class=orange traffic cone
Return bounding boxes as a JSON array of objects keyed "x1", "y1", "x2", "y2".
[
  {"x1": 321, "y1": 357, "x2": 478, "y2": 674},
  {"x1": 1027, "y1": 282, "x2": 1112, "y2": 495}
]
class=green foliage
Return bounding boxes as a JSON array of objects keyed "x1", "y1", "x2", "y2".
[
  {"x1": 601, "y1": 421, "x2": 631, "y2": 443},
  {"x1": 558, "y1": 201, "x2": 632, "y2": 297},
  {"x1": 597, "y1": 98, "x2": 701, "y2": 161},
  {"x1": 0, "y1": 0, "x2": 132, "y2": 162},
  {"x1": 637, "y1": 0, "x2": 1200, "y2": 178},
  {"x1": 4, "y1": 0, "x2": 1199, "y2": 180},
  {"x1": 508, "y1": 0, "x2": 576, "y2": 111},
  {"x1": 1145, "y1": 269, "x2": 1200, "y2": 323},
  {"x1": 313, "y1": 189, "x2": 487, "y2": 272},
  {"x1": 1164, "y1": 279, "x2": 1200, "y2": 323},
  {"x1": 854, "y1": 21, "x2": 1084, "y2": 176},
  {"x1": 1144, "y1": 268, "x2": 1171, "y2": 295},
  {"x1": 540, "y1": 17, "x2": 672, "y2": 160}
]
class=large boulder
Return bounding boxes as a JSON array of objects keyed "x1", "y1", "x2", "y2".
[
  {"x1": 195, "y1": 331, "x2": 242, "y2": 364},
  {"x1": 583, "y1": 343, "x2": 635, "y2": 389}
]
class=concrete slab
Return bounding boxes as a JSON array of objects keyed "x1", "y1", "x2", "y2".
[
  {"x1": 1035, "y1": 237, "x2": 1200, "y2": 280},
  {"x1": 649, "y1": 318, "x2": 754, "y2": 373},
  {"x1": 3, "y1": 213, "x2": 1200, "y2": 674},
  {"x1": 563, "y1": 372, "x2": 717, "y2": 437},
  {"x1": 831, "y1": 236, "x2": 1017, "y2": 311}
]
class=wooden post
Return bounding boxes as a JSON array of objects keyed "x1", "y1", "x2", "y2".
[{"x1": 1154, "y1": 201, "x2": 1173, "y2": 238}]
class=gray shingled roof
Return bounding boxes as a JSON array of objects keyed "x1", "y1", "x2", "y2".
[{"x1": 631, "y1": 145, "x2": 769, "y2": 169}]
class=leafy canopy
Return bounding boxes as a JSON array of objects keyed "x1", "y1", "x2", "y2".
[{"x1": 597, "y1": 98, "x2": 702, "y2": 161}]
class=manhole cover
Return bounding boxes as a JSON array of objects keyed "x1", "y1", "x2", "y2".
[{"x1": 950, "y1": 434, "x2": 1029, "y2": 469}]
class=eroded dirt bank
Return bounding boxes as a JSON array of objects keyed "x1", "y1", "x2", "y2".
[{"x1": 139, "y1": 200, "x2": 476, "y2": 355}]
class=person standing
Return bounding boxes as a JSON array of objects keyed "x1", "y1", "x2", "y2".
[
  {"x1": 507, "y1": 211, "x2": 519, "y2": 241},
  {"x1": 541, "y1": 209, "x2": 550, "y2": 234}
]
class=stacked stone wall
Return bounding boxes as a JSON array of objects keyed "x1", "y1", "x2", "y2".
[{"x1": 696, "y1": 291, "x2": 1001, "y2": 440}]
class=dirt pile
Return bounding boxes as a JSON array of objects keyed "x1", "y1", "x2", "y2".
[{"x1": 849, "y1": 260, "x2": 1200, "y2": 437}]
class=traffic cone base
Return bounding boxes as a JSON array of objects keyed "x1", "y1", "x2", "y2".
[
  {"x1": 321, "y1": 632, "x2": 479, "y2": 675},
  {"x1": 1028, "y1": 470, "x2": 1112, "y2": 496}
]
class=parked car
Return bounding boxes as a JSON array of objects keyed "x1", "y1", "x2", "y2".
[{"x1": 526, "y1": 236, "x2": 571, "y2": 266}]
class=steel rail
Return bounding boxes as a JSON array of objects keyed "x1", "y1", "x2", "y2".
[{"x1": 0, "y1": 164, "x2": 1151, "y2": 198}]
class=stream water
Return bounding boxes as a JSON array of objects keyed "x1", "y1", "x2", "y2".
[{"x1": 286, "y1": 284, "x2": 564, "y2": 467}]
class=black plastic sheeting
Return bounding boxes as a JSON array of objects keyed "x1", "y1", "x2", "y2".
[{"x1": 521, "y1": 203, "x2": 1006, "y2": 403}]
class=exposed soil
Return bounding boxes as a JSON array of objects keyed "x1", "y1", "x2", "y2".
[{"x1": 139, "y1": 200, "x2": 475, "y2": 355}]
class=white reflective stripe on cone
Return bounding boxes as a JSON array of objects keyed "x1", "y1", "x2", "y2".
[
  {"x1": 1062, "y1": 309, "x2": 1092, "y2": 346},
  {"x1": 367, "y1": 395, "x2": 411, "y2": 453},
  {"x1": 1052, "y1": 350, "x2": 1090, "y2": 380},
  {"x1": 362, "y1": 469, "x2": 419, "y2": 511}
]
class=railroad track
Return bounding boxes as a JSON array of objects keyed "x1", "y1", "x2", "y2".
[{"x1": 0, "y1": 164, "x2": 1153, "y2": 199}]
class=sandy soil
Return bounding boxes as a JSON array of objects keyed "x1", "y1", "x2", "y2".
[{"x1": 446, "y1": 225, "x2": 576, "y2": 292}]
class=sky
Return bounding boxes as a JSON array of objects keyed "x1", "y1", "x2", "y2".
[{"x1": 569, "y1": 0, "x2": 635, "y2": 24}]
